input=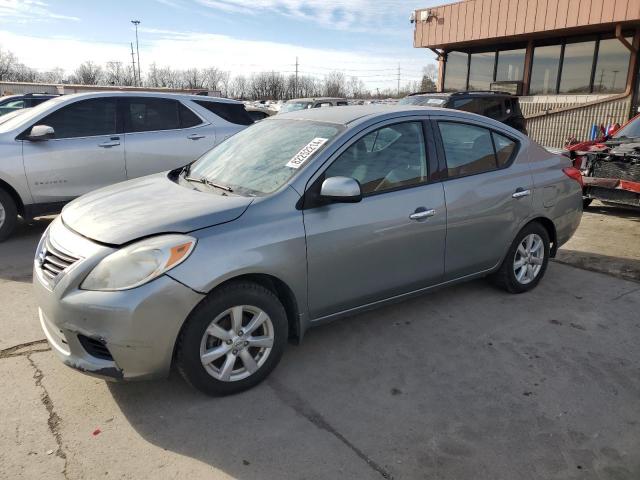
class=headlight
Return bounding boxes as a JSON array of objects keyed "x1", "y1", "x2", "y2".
[{"x1": 81, "y1": 234, "x2": 196, "y2": 291}]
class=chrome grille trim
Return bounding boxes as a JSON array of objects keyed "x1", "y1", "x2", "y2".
[{"x1": 37, "y1": 234, "x2": 81, "y2": 285}]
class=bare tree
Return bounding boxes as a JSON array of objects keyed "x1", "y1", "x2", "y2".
[
  {"x1": 40, "y1": 67, "x2": 65, "y2": 84},
  {"x1": 182, "y1": 68, "x2": 205, "y2": 89},
  {"x1": 71, "y1": 61, "x2": 103, "y2": 85},
  {"x1": 421, "y1": 64, "x2": 438, "y2": 92},
  {"x1": 0, "y1": 46, "x2": 17, "y2": 80},
  {"x1": 323, "y1": 71, "x2": 346, "y2": 97},
  {"x1": 104, "y1": 61, "x2": 134, "y2": 86},
  {"x1": 146, "y1": 63, "x2": 181, "y2": 88},
  {"x1": 347, "y1": 76, "x2": 367, "y2": 98},
  {"x1": 230, "y1": 75, "x2": 248, "y2": 99}
]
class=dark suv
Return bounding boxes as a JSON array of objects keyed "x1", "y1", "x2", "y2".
[
  {"x1": 399, "y1": 91, "x2": 527, "y2": 134},
  {"x1": 0, "y1": 93, "x2": 59, "y2": 116}
]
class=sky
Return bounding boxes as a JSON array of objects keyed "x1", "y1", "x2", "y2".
[{"x1": 0, "y1": 0, "x2": 445, "y2": 91}]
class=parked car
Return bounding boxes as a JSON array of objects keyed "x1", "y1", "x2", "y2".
[
  {"x1": 280, "y1": 97, "x2": 348, "y2": 113},
  {"x1": 0, "y1": 91, "x2": 253, "y2": 240},
  {"x1": 244, "y1": 105, "x2": 275, "y2": 121},
  {"x1": 34, "y1": 105, "x2": 582, "y2": 395},
  {"x1": 399, "y1": 91, "x2": 527, "y2": 134},
  {"x1": 0, "y1": 93, "x2": 59, "y2": 116},
  {"x1": 565, "y1": 114, "x2": 640, "y2": 208}
]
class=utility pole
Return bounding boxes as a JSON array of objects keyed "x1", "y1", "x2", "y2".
[
  {"x1": 131, "y1": 20, "x2": 141, "y2": 86},
  {"x1": 397, "y1": 64, "x2": 401, "y2": 96},
  {"x1": 294, "y1": 56, "x2": 299, "y2": 98},
  {"x1": 130, "y1": 42, "x2": 137, "y2": 87}
]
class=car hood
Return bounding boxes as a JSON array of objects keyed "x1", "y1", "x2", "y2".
[{"x1": 61, "y1": 173, "x2": 253, "y2": 245}]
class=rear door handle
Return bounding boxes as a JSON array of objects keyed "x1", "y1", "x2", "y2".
[
  {"x1": 512, "y1": 188, "x2": 531, "y2": 199},
  {"x1": 187, "y1": 134, "x2": 205, "y2": 140},
  {"x1": 409, "y1": 208, "x2": 436, "y2": 221}
]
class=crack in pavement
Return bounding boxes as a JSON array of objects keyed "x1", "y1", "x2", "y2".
[
  {"x1": 26, "y1": 353, "x2": 69, "y2": 479},
  {"x1": 268, "y1": 378, "x2": 393, "y2": 479},
  {"x1": 0, "y1": 339, "x2": 50, "y2": 360}
]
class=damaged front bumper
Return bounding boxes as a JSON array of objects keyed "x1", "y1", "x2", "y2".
[
  {"x1": 583, "y1": 176, "x2": 640, "y2": 206},
  {"x1": 33, "y1": 218, "x2": 205, "y2": 381}
]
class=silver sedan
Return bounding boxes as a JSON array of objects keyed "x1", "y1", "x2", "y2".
[{"x1": 34, "y1": 105, "x2": 583, "y2": 395}]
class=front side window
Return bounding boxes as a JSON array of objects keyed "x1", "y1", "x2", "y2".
[
  {"x1": 438, "y1": 122, "x2": 517, "y2": 177},
  {"x1": 189, "y1": 119, "x2": 342, "y2": 195},
  {"x1": 444, "y1": 51, "x2": 469, "y2": 92},
  {"x1": 530, "y1": 45, "x2": 562, "y2": 95},
  {"x1": 126, "y1": 98, "x2": 181, "y2": 132},
  {"x1": 324, "y1": 122, "x2": 427, "y2": 195},
  {"x1": 559, "y1": 40, "x2": 596, "y2": 94},
  {"x1": 38, "y1": 98, "x2": 116, "y2": 139}
]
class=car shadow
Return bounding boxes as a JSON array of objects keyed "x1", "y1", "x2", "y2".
[
  {"x1": 554, "y1": 249, "x2": 640, "y2": 282},
  {"x1": 105, "y1": 273, "x2": 640, "y2": 479},
  {"x1": 0, "y1": 217, "x2": 53, "y2": 283},
  {"x1": 586, "y1": 202, "x2": 640, "y2": 222}
]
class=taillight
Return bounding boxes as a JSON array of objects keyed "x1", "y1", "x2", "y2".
[{"x1": 562, "y1": 167, "x2": 583, "y2": 187}]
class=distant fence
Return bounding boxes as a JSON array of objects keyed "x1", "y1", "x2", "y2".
[
  {"x1": 520, "y1": 94, "x2": 633, "y2": 148},
  {"x1": 0, "y1": 81, "x2": 214, "y2": 97}
]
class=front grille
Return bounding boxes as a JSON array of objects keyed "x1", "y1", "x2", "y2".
[
  {"x1": 592, "y1": 160, "x2": 640, "y2": 182},
  {"x1": 39, "y1": 236, "x2": 80, "y2": 282},
  {"x1": 78, "y1": 334, "x2": 113, "y2": 361}
]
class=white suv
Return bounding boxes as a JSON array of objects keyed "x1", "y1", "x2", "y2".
[{"x1": 0, "y1": 91, "x2": 253, "y2": 240}]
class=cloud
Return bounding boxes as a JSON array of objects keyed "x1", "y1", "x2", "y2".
[
  {"x1": 0, "y1": 0, "x2": 80, "y2": 22},
  {"x1": 0, "y1": 28, "x2": 431, "y2": 88}
]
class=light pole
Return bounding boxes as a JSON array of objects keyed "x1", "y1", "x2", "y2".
[{"x1": 131, "y1": 20, "x2": 141, "y2": 86}]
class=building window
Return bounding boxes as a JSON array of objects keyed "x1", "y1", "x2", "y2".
[
  {"x1": 559, "y1": 40, "x2": 596, "y2": 94},
  {"x1": 468, "y1": 52, "x2": 495, "y2": 91},
  {"x1": 529, "y1": 45, "x2": 562, "y2": 95},
  {"x1": 444, "y1": 51, "x2": 468, "y2": 91},
  {"x1": 593, "y1": 38, "x2": 631, "y2": 93},
  {"x1": 496, "y1": 48, "x2": 525, "y2": 82}
]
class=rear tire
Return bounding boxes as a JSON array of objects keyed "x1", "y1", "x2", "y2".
[
  {"x1": 490, "y1": 222, "x2": 550, "y2": 294},
  {"x1": 0, "y1": 189, "x2": 18, "y2": 242},
  {"x1": 176, "y1": 281, "x2": 288, "y2": 396}
]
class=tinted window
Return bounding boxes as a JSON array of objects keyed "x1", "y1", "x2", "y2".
[
  {"x1": 451, "y1": 98, "x2": 483, "y2": 114},
  {"x1": 247, "y1": 110, "x2": 268, "y2": 122},
  {"x1": 493, "y1": 132, "x2": 516, "y2": 167},
  {"x1": 195, "y1": 100, "x2": 253, "y2": 126},
  {"x1": 178, "y1": 103, "x2": 203, "y2": 128},
  {"x1": 126, "y1": 98, "x2": 180, "y2": 132},
  {"x1": 39, "y1": 98, "x2": 116, "y2": 139},
  {"x1": 4, "y1": 100, "x2": 25, "y2": 108},
  {"x1": 496, "y1": 48, "x2": 526, "y2": 81},
  {"x1": 530, "y1": 45, "x2": 562, "y2": 95},
  {"x1": 29, "y1": 98, "x2": 52, "y2": 107},
  {"x1": 438, "y1": 122, "x2": 497, "y2": 177},
  {"x1": 444, "y1": 51, "x2": 468, "y2": 91},
  {"x1": 325, "y1": 122, "x2": 427, "y2": 195},
  {"x1": 559, "y1": 40, "x2": 596, "y2": 94},
  {"x1": 468, "y1": 52, "x2": 495, "y2": 90},
  {"x1": 594, "y1": 38, "x2": 632, "y2": 93}
]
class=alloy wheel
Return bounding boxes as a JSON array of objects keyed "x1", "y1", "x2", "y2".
[
  {"x1": 0, "y1": 201, "x2": 5, "y2": 229},
  {"x1": 199, "y1": 305, "x2": 274, "y2": 382},
  {"x1": 513, "y1": 233, "x2": 544, "y2": 285}
]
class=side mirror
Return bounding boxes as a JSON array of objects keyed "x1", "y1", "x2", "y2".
[
  {"x1": 320, "y1": 176, "x2": 362, "y2": 203},
  {"x1": 26, "y1": 125, "x2": 54, "y2": 141}
]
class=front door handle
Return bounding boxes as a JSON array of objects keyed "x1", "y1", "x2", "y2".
[
  {"x1": 512, "y1": 188, "x2": 531, "y2": 199},
  {"x1": 98, "y1": 139, "x2": 120, "y2": 148},
  {"x1": 187, "y1": 134, "x2": 205, "y2": 140},
  {"x1": 409, "y1": 208, "x2": 436, "y2": 221}
]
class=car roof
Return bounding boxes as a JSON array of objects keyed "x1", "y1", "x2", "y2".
[
  {"x1": 408, "y1": 91, "x2": 514, "y2": 98},
  {"x1": 47, "y1": 91, "x2": 243, "y2": 104},
  {"x1": 275, "y1": 104, "x2": 441, "y2": 125},
  {"x1": 286, "y1": 97, "x2": 347, "y2": 103}
]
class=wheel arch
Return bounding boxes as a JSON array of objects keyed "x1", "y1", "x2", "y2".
[
  {"x1": 526, "y1": 216, "x2": 558, "y2": 257},
  {"x1": 0, "y1": 178, "x2": 25, "y2": 217}
]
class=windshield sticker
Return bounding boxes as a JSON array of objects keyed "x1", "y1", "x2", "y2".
[{"x1": 286, "y1": 137, "x2": 329, "y2": 169}]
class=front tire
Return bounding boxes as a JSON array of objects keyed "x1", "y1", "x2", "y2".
[
  {"x1": 0, "y1": 189, "x2": 18, "y2": 242},
  {"x1": 491, "y1": 222, "x2": 550, "y2": 294},
  {"x1": 176, "y1": 281, "x2": 288, "y2": 396}
]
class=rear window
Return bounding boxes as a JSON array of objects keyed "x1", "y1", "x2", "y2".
[{"x1": 195, "y1": 101, "x2": 253, "y2": 126}]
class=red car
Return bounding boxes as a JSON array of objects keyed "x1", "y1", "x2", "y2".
[{"x1": 566, "y1": 114, "x2": 640, "y2": 208}]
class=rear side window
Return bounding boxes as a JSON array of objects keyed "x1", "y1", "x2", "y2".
[
  {"x1": 178, "y1": 103, "x2": 203, "y2": 128},
  {"x1": 438, "y1": 122, "x2": 518, "y2": 177},
  {"x1": 126, "y1": 98, "x2": 180, "y2": 132},
  {"x1": 194, "y1": 101, "x2": 253, "y2": 126},
  {"x1": 39, "y1": 98, "x2": 117, "y2": 139}
]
